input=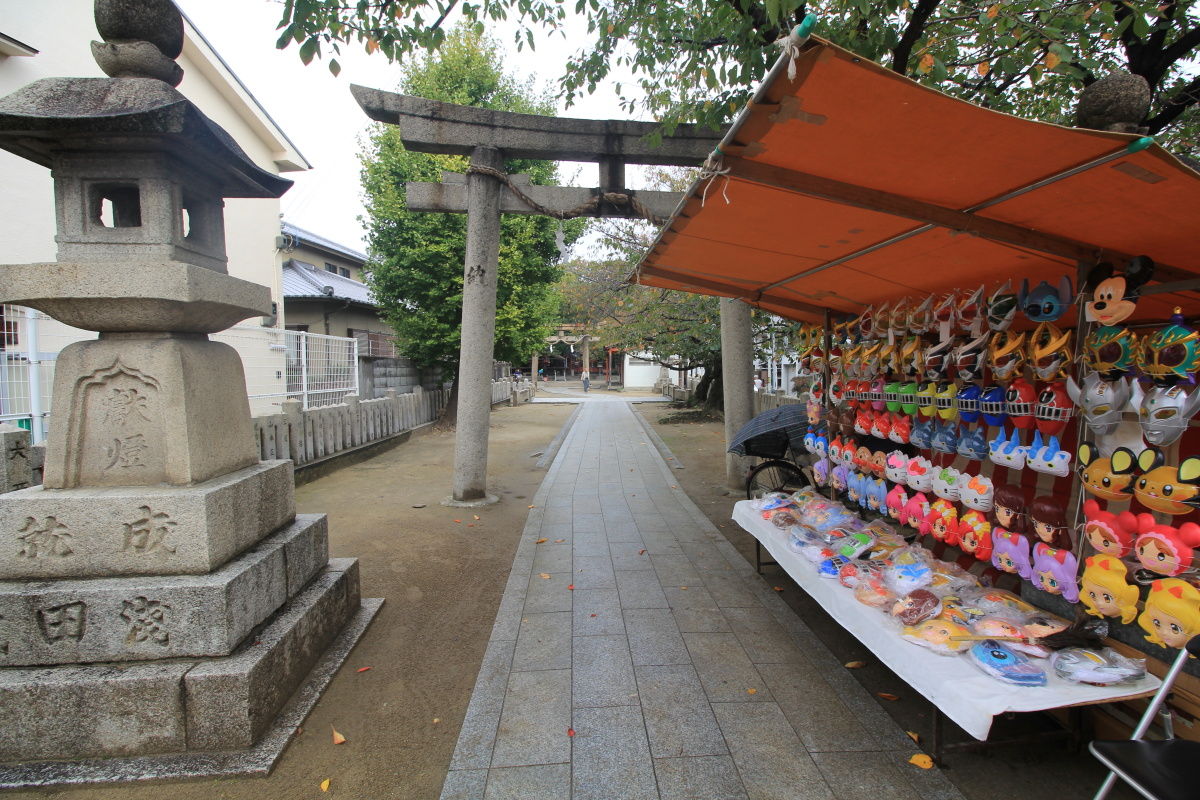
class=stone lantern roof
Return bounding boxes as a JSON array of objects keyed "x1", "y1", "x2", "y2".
[{"x1": 0, "y1": 77, "x2": 292, "y2": 199}]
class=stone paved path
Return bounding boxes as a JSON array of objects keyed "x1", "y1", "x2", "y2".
[{"x1": 440, "y1": 400, "x2": 966, "y2": 800}]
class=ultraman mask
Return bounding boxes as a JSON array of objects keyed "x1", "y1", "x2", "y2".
[
  {"x1": 1066, "y1": 373, "x2": 1130, "y2": 437},
  {"x1": 1130, "y1": 381, "x2": 1200, "y2": 447}
]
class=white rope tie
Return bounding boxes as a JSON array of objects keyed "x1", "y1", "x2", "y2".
[
  {"x1": 776, "y1": 31, "x2": 803, "y2": 81},
  {"x1": 698, "y1": 153, "x2": 731, "y2": 206}
]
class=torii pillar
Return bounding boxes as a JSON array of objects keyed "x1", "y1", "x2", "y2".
[{"x1": 352, "y1": 87, "x2": 718, "y2": 504}]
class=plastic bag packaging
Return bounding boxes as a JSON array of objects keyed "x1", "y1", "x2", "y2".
[
  {"x1": 763, "y1": 507, "x2": 801, "y2": 529},
  {"x1": 883, "y1": 547, "x2": 934, "y2": 595},
  {"x1": 854, "y1": 573, "x2": 897, "y2": 609},
  {"x1": 970, "y1": 640, "x2": 1048, "y2": 686},
  {"x1": 1052, "y1": 648, "x2": 1147, "y2": 685},
  {"x1": 834, "y1": 531, "x2": 876, "y2": 559},
  {"x1": 755, "y1": 492, "x2": 795, "y2": 512},
  {"x1": 890, "y1": 589, "x2": 943, "y2": 625},
  {"x1": 838, "y1": 559, "x2": 887, "y2": 589},
  {"x1": 798, "y1": 499, "x2": 860, "y2": 534},
  {"x1": 786, "y1": 526, "x2": 823, "y2": 553},
  {"x1": 971, "y1": 615, "x2": 1051, "y2": 658},
  {"x1": 818, "y1": 554, "x2": 854, "y2": 578},
  {"x1": 900, "y1": 617, "x2": 973, "y2": 655}
]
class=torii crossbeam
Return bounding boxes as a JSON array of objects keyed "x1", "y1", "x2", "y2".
[{"x1": 352, "y1": 86, "x2": 719, "y2": 504}]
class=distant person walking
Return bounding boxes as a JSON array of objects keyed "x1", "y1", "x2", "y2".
[
  {"x1": 581, "y1": 371, "x2": 590, "y2": 393},
  {"x1": 753, "y1": 376, "x2": 763, "y2": 393}
]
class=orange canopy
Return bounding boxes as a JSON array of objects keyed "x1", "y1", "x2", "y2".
[{"x1": 634, "y1": 36, "x2": 1200, "y2": 324}]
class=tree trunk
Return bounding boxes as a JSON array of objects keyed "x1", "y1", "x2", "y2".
[
  {"x1": 702, "y1": 360, "x2": 723, "y2": 413},
  {"x1": 439, "y1": 373, "x2": 459, "y2": 427}
]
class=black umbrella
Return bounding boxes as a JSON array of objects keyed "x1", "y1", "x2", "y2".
[{"x1": 727, "y1": 404, "x2": 808, "y2": 460}]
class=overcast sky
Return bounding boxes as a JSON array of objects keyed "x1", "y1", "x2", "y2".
[{"x1": 174, "y1": 0, "x2": 644, "y2": 253}]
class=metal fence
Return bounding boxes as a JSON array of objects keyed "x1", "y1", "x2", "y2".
[{"x1": 0, "y1": 305, "x2": 359, "y2": 439}]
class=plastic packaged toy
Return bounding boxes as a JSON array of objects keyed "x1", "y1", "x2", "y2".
[
  {"x1": 839, "y1": 559, "x2": 887, "y2": 589},
  {"x1": 756, "y1": 493, "x2": 795, "y2": 512},
  {"x1": 1081, "y1": 499, "x2": 1138, "y2": 557},
  {"x1": 854, "y1": 572, "x2": 897, "y2": 609},
  {"x1": 884, "y1": 548, "x2": 934, "y2": 595},
  {"x1": 1133, "y1": 449, "x2": 1200, "y2": 515},
  {"x1": 970, "y1": 640, "x2": 1048, "y2": 686},
  {"x1": 973, "y1": 587, "x2": 1038, "y2": 615},
  {"x1": 1077, "y1": 444, "x2": 1137, "y2": 502},
  {"x1": 1032, "y1": 542, "x2": 1080, "y2": 602},
  {"x1": 1052, "y1": 648, "x2": 1147, "y2": 685},
  {"x1": 1138, "y1": 579, "x2": 1200, "y2": 648},
  {"x1": 764, "y1": 508, "x2": 800, "y2": 528},
  {"x1": 1132, "y1": 514, "x2": 1200, "y2": 576},
  {"x1": 891, "y1": 589, "x2": 943, "y2": 625},
  {"x1": 991, "y1": 529, "x2": 1033, "y2": 579},
  {"x1": 972, "y1": 617, "x2": 1050, "y2": 658},
  {"x1": 835, "y1": 532, "x2": 877, "y2": 560},
  {"x1": 901, "y1": 617, "x2": 974, "y2": 655},
  {"x1": 1080, "y1": 555, "x2": 1140, "y2": 624}
]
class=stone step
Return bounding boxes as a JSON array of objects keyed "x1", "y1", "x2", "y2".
[
  {"x1": 0, "y1": 460, "x2": 296, "y2": 580},
  {"x1": 0, "y1": 514, "x2": 328, "y2": 667},
  {"x1": 0, "y1": 557, "x2": 363, "y2": 763}
]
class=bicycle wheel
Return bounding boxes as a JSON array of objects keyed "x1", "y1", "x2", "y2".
[{"x1": 746, "y1": 460, "x2": 808, "y2": 500}]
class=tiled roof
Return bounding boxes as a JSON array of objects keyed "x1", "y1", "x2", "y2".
[
  {"x1": 282, "y1": 259, "x2": 375, "y2": 306},
  {"x1": 281, "y1": 221, "x2": 367, "y2": 264}
]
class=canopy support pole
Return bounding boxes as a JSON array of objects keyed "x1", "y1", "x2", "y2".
[{"x1": 721, "y1": 298, "x2": 755, "y2": 492}]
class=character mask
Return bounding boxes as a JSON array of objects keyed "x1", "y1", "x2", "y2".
[
  {"x1": 1083, "y1": 256, "x2": 1154, "y2": 327},
  {"x1": 1027, "y1": 322, "x2": 1072, "y2": 381},
  {"x1": 1019, "y1": 275, "x2": 1074, "y2": 322},
  {"x1": 954, "y1": 333, "x2": 989, "y2": 382},
  {"x1": 1066, "y1": 374, "x2": 1131, "y2": 437},
  {"x1": 1083, "y1": 325, "x2": 1137, "y2": 379},
  {"x1": 986, "y1": 280, "x2": 1018, "y2": 332},
  {"x1": 987, "y1": 330, "x2": 1026, "y2": 381},
  {"x1": 1137, "y1": 308, "x2": 1200, "y2": 387},
  {"x1": 1130, "y1": 381, "x2": 1200, "y2": 447},
  {"x1": 1034, "y1": 380, "x2": 1074, "y2": 438}
]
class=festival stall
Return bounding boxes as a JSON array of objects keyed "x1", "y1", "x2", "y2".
[{"x1": 634, "y1": 26, "x2": 1200, "y2": 757}]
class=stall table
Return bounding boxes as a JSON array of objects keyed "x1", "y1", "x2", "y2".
[{"x1": 733, "y1": 501, "x2": 1160, "y2": 759}]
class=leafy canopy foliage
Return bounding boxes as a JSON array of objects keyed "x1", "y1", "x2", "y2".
[
  {"x1": 360, "y1": 26, "x2": 580, "y2": 371},
  {"x1": 279, "y1": 0, "x2": 1199, "y2": 150}
]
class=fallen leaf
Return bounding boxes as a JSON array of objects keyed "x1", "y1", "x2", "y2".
[
  {"x1": 332, "y1": 726, "x2": 347, "y2": 745},
  {"x1": 638, "y1": 549, "x2": 647, "y2": 555},
  {"x1": 453, "y1": 519, "x2": 462, "y2": 523},
  {"x1": 433, "y1": 718, "x2": 441, "y2": 724},
  {"x1": 528, "y1": 505, "x2": 536, "y2": 509},
  {"x1": 473, "y1": 515, "x2": 480, "y2": 520},
  {"x1": 671, "y1": 485, "x2": 678, "y2": 489},
  {"x1": 320, "y1": 778, "x2": 331, "y2": 792},
  {"x1": 540, "y1": 573, "x2": 551, "y2": 579},
  {"x1": 536, "y1": 538, "x2": 548, "y2": 544},
  {"x1": 567, "y1": 584, "x2": 575, "y2": 590},
  {"x1": 297, "y1": 726, "x2": 304, "y2": 735},
  {"x1": 747, "y1": 688, "x2": 758, "y2": 695},
  {"x1": 844, "y1": 660, "x2": 866, "y2": 669},
  {"x1": 467, "y1": 524, "x2": 475, "y2": 527},
  {"x1": 356, "y1": 666, "x2": 372, "y2": 673},
  {"x1": 773, "y1": 586, "x2": 785, "y2": 592},
  {"x1": 567, "y1": 727, "x2": 576, "y2": 737},
  {"x1": 877, "y1": 692, "x2": 900, "y2": 701},
  {"x1": 906, "y1": 731, "x2": 920, "y2": 744},
  {"x1": 590, "y1": 613, "x2": 597, "y2": 618},
  {"x1": 412, "y1": 503, "x2": 426, "y2": 508},
  {"x1": 554, "y1": 539, "x2": 565, "y2": 543},
  {"x1": 908, "y1": 753, "x2": 934, "y2": 769},
  {"x1": 680, "y1": 586, "x2": 688, "y2": 590}
]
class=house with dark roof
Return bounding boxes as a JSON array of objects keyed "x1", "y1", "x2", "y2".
[{"x1": 278, "y1": 221, "x2": 432, "y2": 397}]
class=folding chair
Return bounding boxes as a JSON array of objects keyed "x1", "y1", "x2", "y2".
[{"x1": 1089, "y1": 634, "x2": 1200, "y2": 800}]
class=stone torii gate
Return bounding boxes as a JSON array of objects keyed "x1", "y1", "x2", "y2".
[{"x1": 352, "y1": 87, "x2": 719, "y2": 503}]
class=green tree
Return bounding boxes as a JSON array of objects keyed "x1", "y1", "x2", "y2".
[
  {"x1": 359, "y1": 26, "x2": 579, "y2": 413},
  {"x1": 278, "y1": 0, "x2": 1199, "y2": 152}
]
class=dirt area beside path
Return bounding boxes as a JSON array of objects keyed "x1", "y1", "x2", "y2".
[
  {"x1": 636, "y1": 402, "x2": 1133, "y2": 800},
  {"x1": 16, "y1": 402, "x2": 574, "y2": 800}
]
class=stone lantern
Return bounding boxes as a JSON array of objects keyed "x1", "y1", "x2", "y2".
[{"x1": 0, "y1": 0, "x2": 379, "y2": 783}]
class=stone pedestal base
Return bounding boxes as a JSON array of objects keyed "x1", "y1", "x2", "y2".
[
  {"x1": 0, "y1": 460, "x2": 295, "y2": 579},
  {"x1": 0, "y1": 514, "x2": 327, "y2": 666},
  {"x1": 0, "y1": 558, "x2": 376, "y2": 769}
]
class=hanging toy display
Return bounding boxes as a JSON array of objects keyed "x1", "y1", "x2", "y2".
[
  {"x1": 1005, "y1": 376, "x2": 1038, "y2": 430},
  {"x1": 1028, "y1": 322, "x2": 1073, "y2": 382},
  {"x1": 988, "y1": 330, "x2": 1027, "y2": 383},
  {"x1": 958, "y1": 473, "x2": 994, "y2": 512},
  {"x1": 1026, "y1": 431, "x2": 1072, "y2": 477},
  {"x1": 992, "y1": 483, "x2": 1027, "y2": 532},
  {"x1": 1034, "y1": 380, "x2": 1074, "y2": 439},
  {"x1": 953, "y1": 333, "x2": 989, "y2": 382},
  {"x1": 1031, "y1": 542, "x2": 1081, "y2": 602},
  {"x1": 1066, "y1": 374, "x2": 1132, "y2": 437},
  {"x1": 1133, "y1": 449, "x2": 1200, "y2": 515},
  {"x1": 958, "y1": 510, "x2": 993, "y2": 560},
  {"x1": 1081, "y1": 326, "x2": 1138, "y2": 381},
  {"x1": 1129, "y1": 381, "x2": 1200, "y2": 447},
  {"x1": 1137, "y1": 308, "x2": 1200, "y2": 387},
  {"x1": 1138, "y1": 579, "x2": 1200, "y2": 648},
  {"x1": 922, "y1": 499, "x2": 961, "y2": 544},
  {"x1": 1079, "y1": 555, "x2": 1140, "y2": 624},
  {"x1": 1132, "y1": 514, "x2": 1200, "y2": 577},
  {"x1": 957, "y1": 286, "x2": 985, "y2": 332},
  {"x1": 1029, "y1": 496, "x2": 1072, "y2": 549},
  {"x1": 986, "y1": 280, "x2": 1019, "y2": 332},
  {"x1": 991, "y1": 529, "x2": 1033, "y2": 578},
  {"x1": 908, "y1": 295, "x2": 934, "y2": 335},
  {"x1": 1081, "y1": 499, "x2": 1139, "y2": 557},
  {"x1": 1076, "y1": 444, "x2": 1137, "y2": 502},
  {"x1": 1082, "y1": 256, "x2": 1155, "y2": 327},
  {"x1": 980, "y1": 384, "x2": 1009, "y2": 428},
  {"x1": 1019, "y1": 275, "x2": 1074, "y2": 322}
]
